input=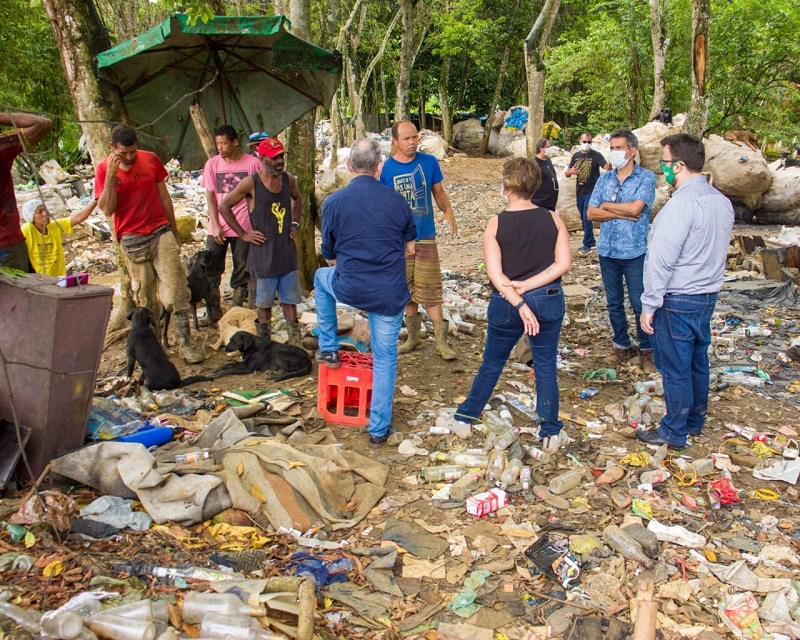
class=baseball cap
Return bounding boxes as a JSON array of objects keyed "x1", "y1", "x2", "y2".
[
  {"x1": 257, "y1": 138, "x2": 286, "y2": 159},
  {"x1": 248, "y1": 131, "x2": 270, "y2": 145}
]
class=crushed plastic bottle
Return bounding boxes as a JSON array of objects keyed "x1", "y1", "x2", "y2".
[
  {"x1": 579, "y1": 387, "x2": 599, "y2": 399},
  {"x1": 449, "y1": 471, "x2": 484, "y2": 500},
  {"x1": 181, "y1": 592, "x2": 265, "y2": 624},
  {"x1": 86, "y1": 397, "x2": 141, "y2": 440}
]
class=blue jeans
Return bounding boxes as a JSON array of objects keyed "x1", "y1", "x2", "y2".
[
  {"x1": 577, "y1": 193, "x2": 595, "y2": 249},
  {"x1": 598, "y1": 254, "x2": 651, "y2": 351},
  {"x1": 314, "y1": 267, "x2": 403, "y2": 438},
  {"x1": 456, "y1": 286, "x2": 565, "y2": 437},
  {"x1": 651, "y1": 293, "x2": 717, "y2": 447}
]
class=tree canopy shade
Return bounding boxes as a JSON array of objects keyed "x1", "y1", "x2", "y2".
[{"x1": 96, "y1": 13, "x2": 342, "y2": 169}]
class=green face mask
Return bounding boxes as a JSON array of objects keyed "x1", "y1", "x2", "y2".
[{"x1": 661, "y1": 161, "x2": 678, "y2": 186}]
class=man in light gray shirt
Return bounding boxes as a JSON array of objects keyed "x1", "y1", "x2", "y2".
[{"x1": 636, "y1": 133, "x2": 734, "y2": 449}]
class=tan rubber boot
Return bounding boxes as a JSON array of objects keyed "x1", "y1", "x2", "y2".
[
  {"x1": 433, "y1": 320, "x2": 457, "y2": 361},
  {"x1": 605, "y1": 347, "x2": 631, "y2": 366},
  {"x1": 287, "y1": 322, "x2": 302, "y2": 348},
  {"x1": 207, "y1": 287, "x2": 223, "y2": 324},
  {"x1": 175, "y1": 312, "x2": 205, "y2": 363},
  {"x1": 398, "y1": 315, "x2": 424, "y2": 354},
  {"x1": 232, "y1": 286, "x2": 248, "y2": 307},
  {"x1": 255, "y1": 319, "x2": 271, "y2": 342}
]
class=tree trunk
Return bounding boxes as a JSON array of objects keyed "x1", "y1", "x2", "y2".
[
  {"x1": 649, "y1": 0, "x2": 668, "y2": 119},
  {"x1": 189, "y1": 103, "x2": 216, "y2": 159},
  {"x1": 479, "y1": 45, "x2": 511, "y2": 156},
  {"x1": 438, "y1": 58, "x2": 452, "y2": 143},
  {"x1": 524, "y1": 0, "x2": 561, "y2": 157},
  {"x1": 210, "y1": 0, "x2": 226, "y2": 15},
  {"x1": 685, "y1": 0, "x2": 710, "y2": 136},
  {"x1": 395, "y1": 0, "x2": 413, "y2": 121},
  {"x1": 419, "y1": 74, "x2": 426, "y2": 130},
  {"x1": 355, "y1": 10, "x2": 400, "y2": 138},
  {"x1": 286, "y1": 0, "x2": 318, "y2": 291},
  {"x1": 41, "y1": 0, "x2": 135, "y2": 331}
]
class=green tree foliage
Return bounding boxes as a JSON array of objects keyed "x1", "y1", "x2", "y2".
[{"x1": 0, "y1": 0, "x2": 77, "y2": 165}]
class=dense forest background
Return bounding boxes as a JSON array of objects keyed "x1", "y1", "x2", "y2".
[{"x1": 1, "y1": 0, "x2": 798, "y2": 166}]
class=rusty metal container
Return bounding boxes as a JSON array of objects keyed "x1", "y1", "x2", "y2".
[{"x1": 0, "y1": 274, "x2": 113, "y2": 479}]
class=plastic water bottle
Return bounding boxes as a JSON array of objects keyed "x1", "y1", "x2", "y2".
[
  {"x1": 526, "y1": 445, "x2": 551, "y2": 464},
  {"x1": 181, "y1": 592, "x2": 264, "y2": 624},
  {"x1": 635, "y1": 379, "x2": 664, "y2": 396},
  {"x1": 640, "y1": 469, "x2": 671, "y2": 485},
  {"x1": 499, "y1": 459, "x2": 523, "y2": 489},
  {"x1": 579, "y1": 387, "x2": 599, "y2": 399},
  {"x1": 548, "y1": 469, "x2": 586, "y2": 494},
  {"x1": 487, "y1": 450, "x2": 508, "y2": 483},
  {"x1": 97, "y1": 419, "x2": 147, "y2": 440},
  {"x1": 650, "y1": 444, "x2": 669, "y2": 469},
  {"x1": 520, "y1": 466, "x2": 532, "y2": 491},
  {"x1": 420, "y1": 465, "x2": 464, "y2": 482},
  {"x1": 174, "y1": 450, "x2": 211, "y2": 464},
  {"x1": 602, "y1": 525, "x2": 653, "y2": 567}
]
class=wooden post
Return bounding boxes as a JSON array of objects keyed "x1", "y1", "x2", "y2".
[
  {"x1": 632, "y1": 579, "x2": 658, "y2": 640},
  {"x1": 189, "y1": 103, "x2": 216, "y2": 160}
]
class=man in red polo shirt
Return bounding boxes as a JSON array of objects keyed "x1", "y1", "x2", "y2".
[
  {"x1": 1, "y1": 111, "x2": 53, "y2": 271},
  {"x1": 95, "y1": 124, "x2": 203, "y2": 363}
]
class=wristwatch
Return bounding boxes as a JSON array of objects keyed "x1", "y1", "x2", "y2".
[
  {"x1": 514, "y1": 300, "x2": 526, "y2": 310},
  {"x1": 291, "y1": 221, "x2": 300, "y2": 230}
]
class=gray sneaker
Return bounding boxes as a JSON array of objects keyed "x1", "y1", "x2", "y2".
[{"x1": 315, "y1": 350, "x2": 341, "y2": 368}]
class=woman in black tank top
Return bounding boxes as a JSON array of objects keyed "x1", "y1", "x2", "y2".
[{"x1": 455, "y1": 158, "x2": 572, "y2": 454}]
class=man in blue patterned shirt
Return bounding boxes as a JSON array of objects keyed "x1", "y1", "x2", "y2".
[{"x1": 588, "y1": 129, "x2": 657, "y2": 373}]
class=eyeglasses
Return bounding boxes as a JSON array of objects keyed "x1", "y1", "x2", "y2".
[
  {"x1": 610, "y1": 185, "x2": 621, "y2": 202},
  {"x1": 660, "y1": 158, "x2": 676, "y2": 165}
]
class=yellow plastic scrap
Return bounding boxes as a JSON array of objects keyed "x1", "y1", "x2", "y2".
[
  {"x1": 704, "y1": 548, "x2": 717, "y2": 562},
  {"x1": 621, "y1": 452, "x2": 651, "y2": 467},
  {"x1": 150, "y1": 524, "x2": 207, "y2": 549},
  {"x1": 631, "y1": 499, "x2": 653, "y2": 520},
  {"x1": 750, "y1": 441, "x2": 777, "y2": 458},
  {"x1": 202, "y1": 523, "x2": 271, "y2": 550}
]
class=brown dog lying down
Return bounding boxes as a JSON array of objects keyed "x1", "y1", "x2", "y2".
[
  {"x1": 214, "y1": 331, "x2": 312, "y2": 382},
  {"x1": 211, "y1": 307, "x2": 258, "y2": 350},
  {"x1": 126, "y1": 307, "x2": 213, "y2": 390},
  {"x1": 723, "y1": 130, "x2": 759, "y2": 151}
]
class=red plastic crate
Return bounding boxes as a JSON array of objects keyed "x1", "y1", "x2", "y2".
[{"x1": 317, "y1": 352, "x2": 373, "y2": 426}]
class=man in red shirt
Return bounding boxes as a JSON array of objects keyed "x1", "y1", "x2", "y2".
[
  {"x1": 95, "y1": 124, "x2": 203, "y2": 363},
  {"x1": 0, "y1": 112, "x2": 53, "y2": 271}
]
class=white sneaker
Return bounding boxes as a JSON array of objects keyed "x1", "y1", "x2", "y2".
[{"x1": 541, "y1": 431, "x2": 572, "y2": 454}]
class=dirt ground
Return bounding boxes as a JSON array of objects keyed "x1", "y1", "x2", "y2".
[{"x1": 6, "y1": 155, "x2": 799, "y2": 638}]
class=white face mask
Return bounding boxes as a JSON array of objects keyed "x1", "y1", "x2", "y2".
[
  {"x1": 581, "y1": 142, "x2": 591, "y2": 151},
  {"x1": 609, "y1": 149, "x2": 629, "y2": 170},
  {"x1": 544, "y1": 146, "x2": 555, "y2": 157}
]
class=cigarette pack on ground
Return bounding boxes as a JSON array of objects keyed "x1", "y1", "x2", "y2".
[{"x1": 466, "y1": 488, "x2": 507, "y2": 516}]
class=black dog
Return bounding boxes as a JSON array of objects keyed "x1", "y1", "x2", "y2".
[
  {"x1": 652, "y1": 108, "x2": 673, "y2": 125},
  {"x1": 127, "y1": 307, "x2": 213, "y2": 390},
  {"x1": 214, "y1": 331, "x2": 312, "y2": 382},
  {"x1": 162, "y1": 250, "x2": 212, "y2": 345}
]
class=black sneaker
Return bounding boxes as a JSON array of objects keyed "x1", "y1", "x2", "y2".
[
  {"x1": 635, "y1": 427, "x2": 684, "y2": 450},
  {"x1": 315, "y1": 349, "x2": 340, "y2": 368},
  {"x1": 369, "y1": 425, "x2": 397, "y2": 448}
]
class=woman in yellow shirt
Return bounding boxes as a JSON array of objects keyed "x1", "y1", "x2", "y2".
[{"x1": 21, "y1": 198, "x2": 96, "y2": 276}]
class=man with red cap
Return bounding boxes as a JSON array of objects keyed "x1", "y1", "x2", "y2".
[{"x1": 219, "y1": 137, "x2": 304, "y2": 346}]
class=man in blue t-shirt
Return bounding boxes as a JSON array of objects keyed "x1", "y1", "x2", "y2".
[
  {"x1": 315, "y1": 138, "x2": 417, "y2": 446},
  {"x1": 380, "y1": 121, "x2": 458, "y2": 361}
]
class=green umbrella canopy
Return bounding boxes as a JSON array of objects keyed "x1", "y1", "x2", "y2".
[{"x1": 97, "y1": 14, "x2": 342, "y2": 170}]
